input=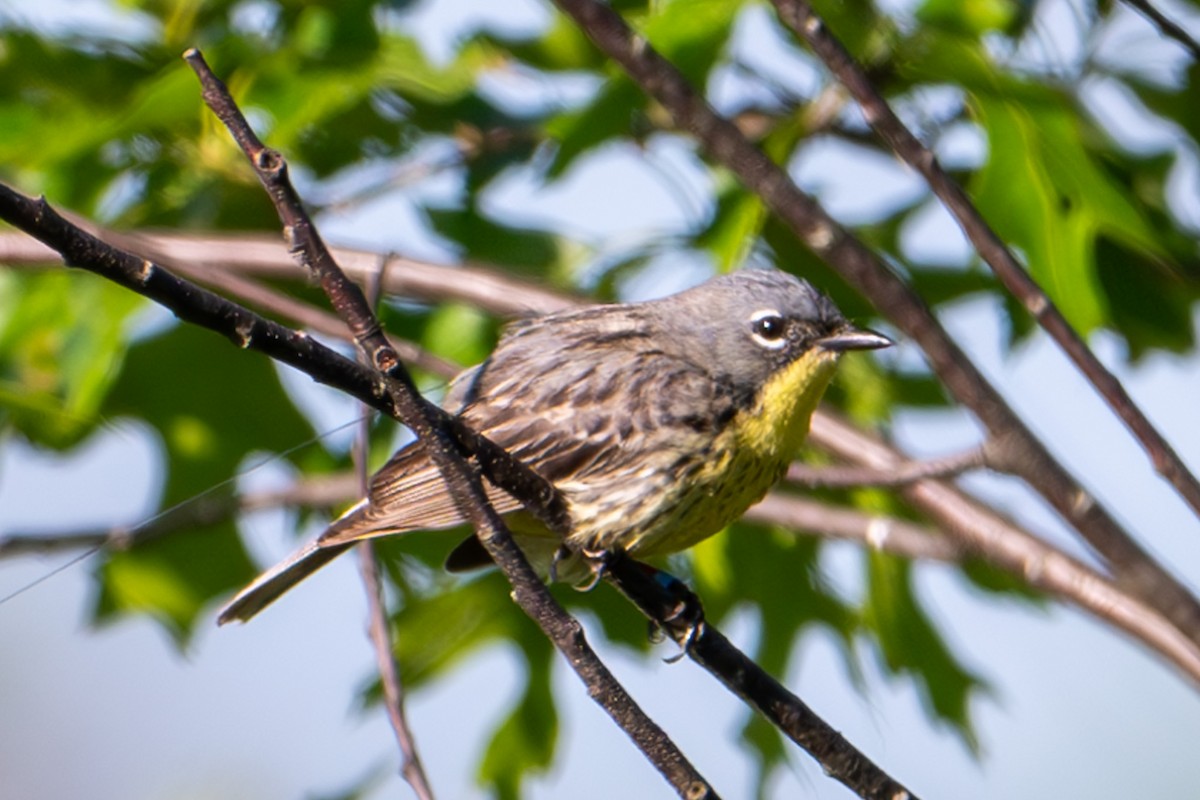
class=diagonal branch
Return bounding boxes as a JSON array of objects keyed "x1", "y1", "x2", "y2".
[
  {"x1": 1120, "y1": 0, "x2": 1200, "y2": 61},
  {"x1": 550, "y1": 0, "x2": 1200, "y2": 647},
  {"x1": 785, "y1": 446, "x2": 988, "y2": 489},
  {"x1": 0, "y1": 182, "x2": 717, "y2": 800},
  {"x1": 183, "y1": 48, "x2": 715, "y2": 799},
  {"x1": 808, "y1": 411, "x2": 1200, "y2": 688},
  {"x1": 604, "y1": 556, "x2": 919, "y2": 800},
  {"x1": 770, "y1": 0, "x2": 1200, "y2": 531}
]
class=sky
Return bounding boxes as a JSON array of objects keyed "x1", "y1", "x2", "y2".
[{"x1": 3, "y1": 0, "x2": 1200, "y2": 798}]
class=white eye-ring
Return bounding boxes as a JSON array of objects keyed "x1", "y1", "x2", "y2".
[{"x1": 749, "y1": 309, "x2": 788, "y2": 349}]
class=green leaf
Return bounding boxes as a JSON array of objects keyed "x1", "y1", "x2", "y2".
[
  {"x1": 544, "y1": 79, "x2": 644, "y2": 178},
  {"x1": 391, "y1": 572, "x2": 516, "y2": 686},
  {"x1": 916, "y1": 0, "x2": 1021, "y2": 36},
  {"x1": 696, "y1": 178, "x2": 766, "y2": 272},
  {"x1": 426, "y1": 206, "x2": 566, "y2": 276},
  {"x1": 478, "y1": 633, "x2": 558, "y2": 800},
  {"x1": 639, "y1": 0, "x2": 744, "y2": 86},
  {"x1": 422, "y1": 301, "x2": 498, "y2": 367},
  {"x1": 862, "y1": 552, "x2": 985, "y2": 746},
  {"x1": 0, "y1": 270, "x2": 143, "y2": 448}
]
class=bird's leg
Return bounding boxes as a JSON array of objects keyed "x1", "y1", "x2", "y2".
[
  {"x1": 548, "y1": 542, "x2": 570, "y2": 584},
  {"x1": 641, "y1": 564, "x2": 706, "y2": 663}
]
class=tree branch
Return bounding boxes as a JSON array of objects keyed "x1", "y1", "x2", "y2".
[
  {"x1": 785, "y1": 447, "x2": 987, "y2": 489},
  {"x1": 357, "y1": 540, "x2": 436, "y2": 799},
  {"x1": 808, "y1": 411, "x2": 1200, "y2": 688},
  {"x1": 182, "y1": 48, "x2": 715, "y2": 799},
  {"x1": 746, "y1": 493, "x2": 962, "y2": 563},
  {"x1": 550, "y1": 0, "x2": 1200, "y2": 647},
  {"x1": 353, "y1": 254, "x2": 435, "y2": 800},
  {"x1": 603, "y1": 556, "x2": 919, "y2": 800},
  {"x1": 770, "y1": 0, "x2": 1200, "y2": 534},
  {"x1": 1119, "y1": 0, "x2": 1200, "y2": 61}
]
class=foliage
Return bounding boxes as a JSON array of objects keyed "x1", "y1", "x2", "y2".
[{"x1": 1, "y1": 0, "x2": 1198, "y2": 796}]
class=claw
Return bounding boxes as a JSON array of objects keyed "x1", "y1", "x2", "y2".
[
  {"x1": 572, "y1": 546, "x2": 609, "y2": 591},
  {"x1": 661, "y1": 609, "x2": 705, "y2": 663}
]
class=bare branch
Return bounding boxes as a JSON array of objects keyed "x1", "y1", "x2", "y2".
[
  {"x1": 1120, "y1": 0, "x2": 1200, "y2": 60},
  {"x1": 1, "y1": 227, "x2": 578, "y2": 318},
  {"x1": 550, "y1": 0, "x2": 1200, "y2": 646},
  {"x1": 747, "y1": 493, "x2": 962, "y2": 563},
  {"x1": 357, "y1": 544, "x2": 435, "y2": 798},
  {"x1": 786, "y1": 447, "x2": 988, "y2": 489},
  {"x1": 183, "y1": 48, "x2": 715, "y2": 799},
  {"x1": 0, "y1": 228, "x2": 575, "y2": 317},
  {"x1": 809, "y1": 411, "x2": 1200, "y2": 688},
  {"x1": 603, "y1": 556, "x2": 920, "y2": 800},
  {"x1": 770, "y1": 0, "x2": 1200, "y2": 533},
  {"x1": 353, "y1": 253, "x2": 435, "y2": 800}
]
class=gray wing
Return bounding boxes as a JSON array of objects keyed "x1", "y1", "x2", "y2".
[
  {"x1": 219, "y1": 308, "x2": 735, "y2": 622},
  {"x1": 329, "y1": 311, "x2": 737, "y2": 543}
]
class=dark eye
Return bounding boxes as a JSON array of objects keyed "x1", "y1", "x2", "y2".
[{"x1": 750, "y1": 311, "x2": 787, "y2": 348}]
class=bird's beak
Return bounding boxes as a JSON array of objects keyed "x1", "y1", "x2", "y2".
[{"x1": 817, "y1": 325, "x2": 893, "y2": 352}]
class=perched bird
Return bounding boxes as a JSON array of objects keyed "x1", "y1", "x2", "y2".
[{"x1": 219, "y1": 268, "x2": 890, "y2": 624}]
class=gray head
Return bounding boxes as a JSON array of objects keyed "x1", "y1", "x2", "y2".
[{"x1": 647, "y1": 268, "x2": 890, "y2": 391}]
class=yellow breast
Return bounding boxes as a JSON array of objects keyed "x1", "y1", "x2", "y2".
[{"x1": 630, "y1": 348, "x2": 842, "y2": 557}]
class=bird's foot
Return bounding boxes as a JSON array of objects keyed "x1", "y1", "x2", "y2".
[
  {"x1": 550, "y1": 543, "x2": 610, "y2": 591},
  {"x1": 640, "y1": 565, "x2": 705, "y2": 663}
]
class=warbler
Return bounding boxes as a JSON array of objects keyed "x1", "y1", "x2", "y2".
[{"x1": 219, "y1": 268, "x2": 890, "y2": 624}]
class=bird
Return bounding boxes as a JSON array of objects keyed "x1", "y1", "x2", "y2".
[{"x1": 218, "y1": 268, "x2": 890, "y2": 624}]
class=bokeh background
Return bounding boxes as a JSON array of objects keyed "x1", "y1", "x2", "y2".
[{"x1": 2, "y1": 0, "x2": 1200, "y2": 797}]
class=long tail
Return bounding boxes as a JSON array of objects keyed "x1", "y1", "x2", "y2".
[{"x1": 217, "y1": 539, "x2": 354, "y2": 625}]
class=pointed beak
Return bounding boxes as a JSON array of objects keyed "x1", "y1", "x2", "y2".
[{"x1": 817, "y1": 325, "x2": 893, "y2": 353}]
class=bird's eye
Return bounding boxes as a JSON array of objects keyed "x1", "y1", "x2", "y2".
[{"x1": 750, "y1": 310, "x2": 787, "y2": 349}]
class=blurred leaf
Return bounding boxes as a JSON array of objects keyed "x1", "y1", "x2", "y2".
[
  {"x1": 863, "y1": 552, "x2": 984, "y2": 745},
  {"x1": 544, "y1": 79, "x2": 644, "y2": 177},
  {"x1": 392, "y1": 571, "x2": 517, "y2": 685},
  {"x1": 1095, "y1": 235, "x2": 1197, "y2": 357},
  {"x1": 0, "y1": 270, "x2": 143, "y2": 448},
  {"x1": 916, "y1": 0, "x2": 1021, "y2": 36},
  {"x1": 426, "y1": 206, "x2": 565, "y2": 275},
  {"x1": 478, "y1": 634, "x2": 558, "y2": 799},
  {"x1": 1126, "y1": 61, "x2": 1200, "y2": 148},
  {"x1": 93, "y1": 322, "x2": 317, "y2": 641},
  {"x1": 696, "y1": 178, "x2": 766, "y2": 272},
  {"x1": 489, "y1": 11, "x2": 607, "y2": 72},
  {"x1": 422, "y1": 301, "x2": 498, "y2": 367},
  {"x1": 640, "y1": 0, "x2": 743, "y2": 85}
]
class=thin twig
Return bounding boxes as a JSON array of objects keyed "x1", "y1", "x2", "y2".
[
  {"x1": 603, "y1": 556, "x2": 921, "y2": 800},
  {"x1": 809, "y1": 410, "x2": 1200, "y2": 688},
  {"x1": 357, "y1": 542, "x2": 436, "y2": 799},
  {"x1": 183, "y1": 49, "x2": 716, "y2": 799},
  {"x1": 746, "y1": 493, "x2": 962, "y2": 562},
  {"x1": 551, "y1": 0, "x2": 1200, "y2": 646},
  {"x1": 1120, "y1": 0, "x2": 1200, "y2": 60},
  {"x1": 786, "y1": 446, "x2": 987, "y2": 489},
  {"x1": 352, "y1": 255, "x2": 435, "y2": 799},
  {"x1": 770, "y1": 0, "x2": 1200, "y2": 535}
]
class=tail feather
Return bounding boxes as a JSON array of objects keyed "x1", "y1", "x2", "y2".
[{"x1": 217, "y1": 540, "x2": 354, "y2": 625}]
